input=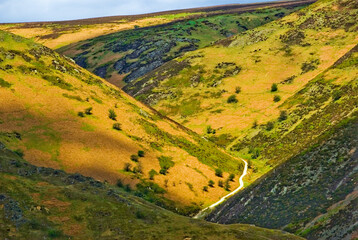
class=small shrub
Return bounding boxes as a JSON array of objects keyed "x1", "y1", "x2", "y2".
[
  {"x1": 227, "y1": 95, "x2": 238, "y2": 103},
  {"x1": 224, "y1": 180, "x2": 231, "y2": 191},
  {"x1": 138, "y1": 150, "x2": 145, "y2": 157},
  {"x1": 218, "y1": 180, "x2": 224, "y2": 188},
  {"x1": 133, "y1": 164, "x2": 143, "y2": 174},
  {"x1": 85, "y1": 107, "x2": 93, "y2": 115},
  {"x1": 14, "y1": 149, "x2": 24, "y2": 157},
  {"x1": 203, "y1": 186, "x2": 208, "y2": 192},
  {"x1": 159, "y1": 169, "x2": 168, "y2": 175},
  {"x1": 266, "y1": 121, "x2": 275, "y2": 131},
  {"x1": 130, "y1": 154, "x2": 139, "y2": 162},
  {"x1": 271, "y1": 83, "x2": 278, "y2": 92},
  {"x1": 113, "y1": 123, "x2": 122, "y2": 131},
  {"x1": 124, "y1": 184, "x2": 131, "y2": 192},
  {"x1": 48, "y1": 229, "x2": 63, "y2": 238},
  {"x1": 235, "y1": 86, "x2": 242, "y2": 94},
  {"x1": 279, "y1": 110, "x2": 288, "y2": 121},
  {"x1": 206, "y1": 180, "x2": 214, "y2": 188},
  {"x1": 215, "y1": 168, "x2": 223, "y2": 177},
  {"x1": 273, "y1": 95, "x2": 281, "y2": 102},
  {"x1": 116, "y1": 179, "x2": 123, "y2": 188},
  {"x1": 332, "y1": 90, "x2": 342, "y2": 101},
  {"x1": 228, "y1": 173, "x2": 235, "y2": 182},
  {"x1": 135, "y1": 210, "x2": 146, "y2": 219},
  {"x1": 77, "y1": 111, "x2": 85, "y2": 117},
  {"x1": 252, "y1": 120, "x2": 258, "y2": 129},
  {"x1": 206, "y1": 125, "x2": 214, "y2": 134},
  {"x1": 108, "y1": 109, "x2": 117, "y2": 120},
  {"x1": 124, "y1": 163, "x2": 132, "y2": 172}
]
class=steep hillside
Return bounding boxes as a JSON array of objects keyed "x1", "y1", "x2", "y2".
[
  {"x1": 206, "y1": 42, "x2": 358, "y2": 240},
  {"x1": 0, "y1": 30, "x2": 244, "y2": 214},
  {"x1": 59, "y1": 4, "x2": 308, "y2": 87},
  {"x1": 0, "y1": 0, "x2": 313, "y2": 49},
  {"x1": 123, "y1": 0, "x2": 357, "y2": 183},
  {"x1": 0, "y1": 143, "x2": 304, "y2": 240}
]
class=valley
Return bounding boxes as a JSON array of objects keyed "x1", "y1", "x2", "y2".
[{"x1": 0, "y1": 0, "x2": 357, "y2": 239}]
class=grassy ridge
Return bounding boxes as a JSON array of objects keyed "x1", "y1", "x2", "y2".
[
  {"x1": 0, "y1": 30, "x2": 242, "y2": 213},
  {"x1": 206, "y1": 36, "x2": 358, "y2": 240},
  {"x1": 59, "y1": 6, "x2": 304, "y2": 86}
]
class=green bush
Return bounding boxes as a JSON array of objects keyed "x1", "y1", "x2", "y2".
[
  {"x1": 85, "y1": 107, "x2": 93, "y2": 115},
  {"x1": 48, "y1": 229, "x2": 63, "y2": 238},
  {"x1": 279, "y1": 110, "x2": 288, "y2": 121},
  {"x1": 228, "y1": 173, "x2": 235, "y2": 182},
  {"x1": 116, "y1": 179, "x2": 123, "y2": 188},
  {"x1": 208, "y1": 180, "x2": 215, "y2": 187},
  {"x1": 77, "y1": 111, "x2": 85, "y2": 117},
  {"x1": 224, "y1": 180, "x2": 231, "y2": 191},
  {"x1": 252, "y1": 120, "x2": 258, "y2": 129},
  {"x1": 138, "y1": 150, "x2": 145, "y2": 157},
  {"x1": 130, "y1": 154, "x2": 139, "y2": 162},
  {"x1": 215, "y1": 168, "x2": 223, "y2": 177},
  {"x1": 235, "y1": 86, "x2": 242, "y2": 94},
  {"x1": 203, "y1": 186, "x2": 208, "y2": 192},
  {"x1": 266, "y1": 121, "x2": 275, "y2": 131},
  {"x1": 108, "y1": 109, "x2": 117, "y2": 120},
  {"x1": 218, "y1": 180, "x2": 224, "y2": 188},
  {"x1": 271, "y1": 83, "x2": 278, "y2": 92},
  {"x1": 124, "y1": 163, "x2": 132, "y2": 172},
  {"x1": 273, "y1": 95, "x2": 281, "y2": 102},
  {"x1": 113, "y1": 123, "x2": 122, "y2": 131},
  {"x1": 227, "y1": 95, "x2": 238, "y2": 103}
]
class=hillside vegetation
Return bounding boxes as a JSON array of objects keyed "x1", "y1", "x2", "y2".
[
  {"x1": 0, "y1": 30, "x2": 244, "y2": 214},
  {"x1": 123, "y1": 0, "x2": 358, "y2": 184},
  {"x1": 0, "y1": 0, "x2": 313, "y2": 49},
  {"x1": 0, "y1": 143, "x2": 304, "y2": 240},
  {"x1": 207, "y1": 38, "x2": 358, "y2": 239},
  {"x1": 59, "y1": 4, "x2": 307, "y2": 87}
]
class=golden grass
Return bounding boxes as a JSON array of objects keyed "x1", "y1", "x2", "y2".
[{"x1": 0, "y1": 32, "x2": 238, "y2": 207}]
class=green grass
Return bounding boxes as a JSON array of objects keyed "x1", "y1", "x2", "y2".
[{"x1": 0, "y1": 78, "x2": 12, "y2": 88}]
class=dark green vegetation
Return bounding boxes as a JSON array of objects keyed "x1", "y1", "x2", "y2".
[
  {"x1": 0, "y1": 143, "x2": 304, "y2": 240},
  {"x1": 207, "y1": 43, "x2": 358, "y2": 240},
  {"x1": 60, "y1": 6, "x2": 305, "y2": 85}
]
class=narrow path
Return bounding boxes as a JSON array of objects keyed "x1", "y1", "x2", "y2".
[{"x1": 193, "y1": 156, "x2": 248, "y2": 219}]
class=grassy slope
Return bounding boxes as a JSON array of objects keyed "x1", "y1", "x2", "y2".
[
  {"x1": 206, "y1": 38, "x2": 358, "y2": 239},
  {"x1": 0, "y1": 144, "x2": 305, "y2": 240},
  {"x1": 0, "y1": 0, "x2": 313, "y2": 49},
  {"x1": 58, "y1": 5, "x2": 305, "y2": 87},
  {"x1": 125, "y1": 0, "x2": 358, "y2": 184},
  {"x1": 0, "y1": 30, "x2": 245, "y2": 214}
]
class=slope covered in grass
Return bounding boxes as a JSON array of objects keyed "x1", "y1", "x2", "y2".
[
  {"x1": 0, "y1": 0, "x2": 314, "y2": 50},
  {"x1": 59, "y1": 4, "x2": 307, "y2": 86},
  {"x1": 124, "y1": 0, "x2": 358, "y2": 183},
  {"x1": 207, "y1": 40, "x2": 358, "y2": 240},
  {"x1": 0, "y1": 143, "x2": 305, "y2": 240},
  {"x1": 0, "y1": 30, "x2": 244, "y2": 214}
]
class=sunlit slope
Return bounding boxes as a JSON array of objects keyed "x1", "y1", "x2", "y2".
[
  {"x1": 207, "y1": 43, "x2": 358, "y2": 240},
  {"x1": 0, "y1": 0, "x2": 313, "y2": 49},
  {"x1": 126, "y1": 0, "x2": 357, "y2": 150},
  {"x1": 0, "y1": 30, "x2": 243, "y2": 213},
  {"x1": 0, "y1": 145, "x2": 304, "y2": 240},
  {"x1": 59, "y1": 5, "x2": 307, "y2": 87}
]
